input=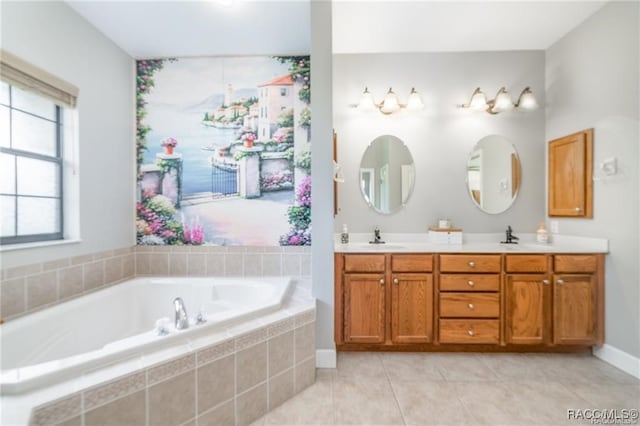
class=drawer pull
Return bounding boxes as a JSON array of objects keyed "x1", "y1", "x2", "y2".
[
  {"x1": 393, "y1": 278, "x2": 399, "y2": 285},
  {"x1": 379, "y1": 278, "x2": 385, "y2": 285},
  {"x1": 557, "y1": 279, "x2": 565, "y2": 285},
  {"x1": 467, "y1": 330, "x2": 475, "y2": 336},
  {"x1": 542, "y1": 279, "x2": 550, "y2": 285},
  {"x1": 468, "y1": 261, "x2": 476, "y2": 268},
  {"x1": 467, "y1": 303, "x2": 475, "y2": 310},
  {"x1": 467, "y1": 280, "x2": 475, "y2": 287}
]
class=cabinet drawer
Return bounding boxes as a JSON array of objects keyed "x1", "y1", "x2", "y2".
[
  {"x1": 440, "y1": 274, "x2": 500, "y2": 292},
  {"x1": 344, "y1": 255, "x2": 385, "y2": 273},
  {"x1": 439, "y1": 254, "x2": 501, "y2": 273},
  {"x1": 554, "y1": 255, "x2": 597, "y2": 273},
  {"x1": 391, "y1": 254, "x2": 433, "y2": 272},
  {"x1": 440, "y1": 293, "x2": 500, "y2": 318},
  {"x1": 439, "y1": 319, "x2": 499, "y2": 344},
  {"x1": 506, "y1": 255, "x2": 548, "y2": 273}
]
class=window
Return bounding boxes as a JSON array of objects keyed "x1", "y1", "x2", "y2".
[
  {"x1": 1, "y1": 82, "x2": 63, "y2": 244},
  {"x1": 0, "y1": 51, "x2": 77, "y2": 246},
  {"x1": 280, "y1": 88, "x2": 288, "y2": 96}
]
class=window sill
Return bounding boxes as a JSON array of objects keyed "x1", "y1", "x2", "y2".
[{"x1": 0, "y1": 239, "x2": 82, "y2": 252}]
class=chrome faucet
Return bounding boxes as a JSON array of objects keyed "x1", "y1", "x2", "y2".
[
  {"x1": 501, "y1": 225, "x2": 519, "y2": 244},
  {"x1": 370, "y1": 226, "x2": 385, "y2": 244},
  {"x1": 173, "y1": 297, "x2": 189, "y2": 330}
]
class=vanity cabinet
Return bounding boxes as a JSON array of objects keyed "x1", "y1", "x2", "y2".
[
  {"x1": 439, "y1": 254, "x2": 501, "y2": 344},
  {"x1": 335, "y1": 251, "x2": 604, "y2": 351},
  {"x1": 504, "y1": 255, "x2": 552, "y2": 345},
  {"x1": 553, "y1": 255, "x2": 603, "y2": 346},
  {"x1": 335, "y1": 253, "x2": 434, "y2": 346}
]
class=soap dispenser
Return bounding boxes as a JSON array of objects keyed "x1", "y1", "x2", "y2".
[
  {"x1": 341, "y1": 224, "x2": 349, "y2": 244},
  {"x1": 536, "y1": 222, "x2": 549, "y2": 243}
]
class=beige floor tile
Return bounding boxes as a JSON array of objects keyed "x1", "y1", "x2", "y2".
[
  {"x1": 264, "y1": 375, "x2": 334, "y2": 425},
  {"x1": 507, "y1": 381, "x2": 594, "y2": 425},
  {"x1": 475, "y1": 353, "x2": 550, "y2": 381},
  {"x1": 429, "y1": 354, "x2": 501, "y2": 382},
  {"x1": 569, "y1": 383, "x2": 640, "y2": 408},
  {"x1": 333, "y1": 376, "x2": 404, "y2": 425},
  {"x1": 455, "y1": 381, "x2": 533, "y2": 425},
  {"x1": 391, "y1": 381, "x2": 474, "y2": 426},
  {"x1": 381, "y1": 353, "x2": 445, "y2": 383},
  {"x1": 531, "y1": 354, "x2": 639, "y2": 385},
  {"x1": 336, "y1": 352, "x2": 385, "y2": 378}
]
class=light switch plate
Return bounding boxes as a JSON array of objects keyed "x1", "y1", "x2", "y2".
[{"x1": 550, "y1": 220, "x2": 560, "y2": 234}]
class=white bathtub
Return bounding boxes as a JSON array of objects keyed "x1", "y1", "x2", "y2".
[{"x1": 0, "y1": 276, "x2": 292, "y2": 395}]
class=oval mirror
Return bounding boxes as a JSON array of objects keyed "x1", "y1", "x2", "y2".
[
  {"x1": 466, "y1": 135, "x2": 521, "y2": 214},
  {"x1": 359, "y1": 135, "x2": 415, "y2": 214}
]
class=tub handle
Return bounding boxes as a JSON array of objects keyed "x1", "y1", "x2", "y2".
[
  {"x1": 155, "y1": 317, "x2": 170, "y2": 336},
  {"x1": 196, "y1": 311, "x2": 207, "y2": 325}
]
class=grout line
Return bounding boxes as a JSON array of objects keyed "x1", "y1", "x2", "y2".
[{"x1": 381, "y1": 354, "x2": 408, "y2": 426}]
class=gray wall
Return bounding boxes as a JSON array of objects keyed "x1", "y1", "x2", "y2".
[
  {"x1": 546, "y1": 1, "x2": 640, "y2": 358},
  {"x1": 333, "y1": 51, "x2": 546, "y2": 234},
  {"x1": 310, "y1": 1, "x2": 335, "y2": 353},
  {"x1": 1, "y1": 1, "x2": 134, "y2": 267}
]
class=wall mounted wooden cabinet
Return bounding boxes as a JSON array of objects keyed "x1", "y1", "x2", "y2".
[
  {"x1": 548, "y1": 128, "x2": 593, "y2": 217},
  {"x1": 335, "y1": 252, "x2": 604, "y2": 351}
]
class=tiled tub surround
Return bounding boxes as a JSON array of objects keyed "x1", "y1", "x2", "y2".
[
  {"x1": 1, "y1": 286, "x2": 316, "y2": 425},
  {"x1": 0, "y1": 246, "x2": 311, "y2": 322},
  {"x1": 0, "y1": 247, "x2": 136, "y2": 322}
]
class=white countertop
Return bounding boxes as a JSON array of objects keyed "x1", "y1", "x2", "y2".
[{"x1": 334, "y1": 233, "x2": 609, "y2": 254}]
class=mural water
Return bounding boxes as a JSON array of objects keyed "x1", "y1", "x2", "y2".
[{"x1": 135, "y1": 56, "x2": 311, "y2": 246}]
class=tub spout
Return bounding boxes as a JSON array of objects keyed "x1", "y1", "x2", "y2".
[{"x1": 173, "y1": 297, "x2": 189, "y2": 330}]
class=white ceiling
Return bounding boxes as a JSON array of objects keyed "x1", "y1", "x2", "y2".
[{"x1": 66, "y1": 0, "x2": 607, "y2": 58}]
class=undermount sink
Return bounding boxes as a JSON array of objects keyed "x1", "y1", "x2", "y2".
[{"x1": 350, "y1": 243, "x2": 406, "y2": 250}]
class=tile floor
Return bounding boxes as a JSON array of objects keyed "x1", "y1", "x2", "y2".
[{"x1": 254, "y1": 352, "x2": 640, "y2": 426}]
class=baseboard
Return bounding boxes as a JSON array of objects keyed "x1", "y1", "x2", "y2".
[
  {"x1": 316, "y1": 349, "x2": 337, "y2": 368},
  {"x1": 593, "y1": 344, "x2": 640, "y2": 379}
]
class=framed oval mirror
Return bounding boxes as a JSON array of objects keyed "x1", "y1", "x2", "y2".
[
  {"x1": 359, "y1": 135, "x2": 415, "y2": 214},
  {"x1": 466, "y1": 135, "x2": 521, "y2": 214}
]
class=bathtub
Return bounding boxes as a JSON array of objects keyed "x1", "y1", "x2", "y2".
[{"x1": 1, "y1": 276, "x2": 292, "y2": 396}]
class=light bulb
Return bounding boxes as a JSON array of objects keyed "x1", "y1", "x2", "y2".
[
  {"x1": 517, "y1": 87, "x2": 538, "y2": 110},
  {"x1": 357, "y1": 87, "x2": 376, "y2": 111},
  {"x1": 492, "y1": 87, "x2": 514, "y2": 112},
  {"x1": 406, "y1": 88, "x2": 424, "y2": 110},
  {"x1": 469, "y1": 88, "x2": 487, "y2": 111},
  {"x1": 380, "y1": 88, "x2": 400, "y2": 114}
]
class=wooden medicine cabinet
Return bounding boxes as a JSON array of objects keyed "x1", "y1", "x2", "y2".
[{"x1": 548, "y1": 128, "x2": 593, "y2": 217}]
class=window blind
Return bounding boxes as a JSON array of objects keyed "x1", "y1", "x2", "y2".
[{"x1": 0, "y1": 50, "x2": 78, "y2": 108}]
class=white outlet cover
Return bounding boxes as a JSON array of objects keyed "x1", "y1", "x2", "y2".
[{"x1": 550, "y1": 220, "x2": 560, "y2": 234}]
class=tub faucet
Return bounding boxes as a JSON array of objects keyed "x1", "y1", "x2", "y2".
[
  {"x1": 370, "y1": 226, "x2": 385, "y2": 244},
  {"x1": 501, "y1": 225, "x2": 519, "y2": 244},
  {"x1": 173, "y1": 297, "x2": 189, "y2": 330}
]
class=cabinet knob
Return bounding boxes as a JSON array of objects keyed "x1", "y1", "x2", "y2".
[
  {"x1": 468, "y1": 261, "x2": 476, "y2": 268},
  {"x1": 542, "y1": 279, "x2": 550, "y2": 285},
  {"x1": 467, "y1": 330, "x2": 475, "y2": 336},
  {"x1": 393, "y1": 278, "x2": 399, "y2": 285},
  {"x1": 575, "y1": 207, "x2": 582, "y2": 212},
  {"x1": 557, "y1": 279, "x2": 565, "y2": 285},
  {"x1": 468, "y1": 303, "x2": 475, "y2": 310},
  {"x1": 379, "y1": 278, "x2": 385, "y2": 285},
  {"x1": 467, "y1": 280, "x2": 475, "y2": 287}
]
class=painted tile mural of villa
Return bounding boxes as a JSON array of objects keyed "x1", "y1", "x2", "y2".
[{"x1": 135, "y1": 56, "x2": 311, "y2": 246}]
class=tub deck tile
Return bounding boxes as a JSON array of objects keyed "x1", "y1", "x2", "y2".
[
  {"x1": 148, "y1": 353, "x2": 196, "y2": 386},
  {"x1": 83, "y1": 371, "x2": 146, "y2": 411},
  {"x1": 197, "y1": 338, "x2": 235, "y2": 366},
  {"x1": 31, "y1": 393, "x2": 81, "y2": 426}
]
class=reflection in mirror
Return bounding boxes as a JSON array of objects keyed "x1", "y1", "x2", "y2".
[
  {"x1": 359, "y1": 135, "x2": 415, "y2": 214},
  {"x1": 466, "y1": 135, "x2": 521, "y2": 214}
]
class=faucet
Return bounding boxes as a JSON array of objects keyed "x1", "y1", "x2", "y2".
[
  {"x1": 370, "y1": 226, "x2": 385, "y2": 244},
  {"x1": 173, "y1": 297, "x2": 189, "y2": 330},
  {"x1": 501, "y1": 225, "x2": 519, "y2": 244}
]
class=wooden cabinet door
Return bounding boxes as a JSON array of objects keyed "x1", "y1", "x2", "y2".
[
  {"x1": 548, "y1": 129, "x2": 593, "y2": 217},
  {"x1": 391, "y1": 273, "x2": 433, "y2": 343},
  {"x1": 343, "y1": 273, "x2": 386, "y2": 344},
  {"x1": 553, "y1": 274, "x2": 597, "y2": 345},
  {"x1": 505, "y1": 274, "x2": 551, "y2": 345}
]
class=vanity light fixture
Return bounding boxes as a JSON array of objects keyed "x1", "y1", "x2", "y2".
[
  {"x1": 356, "y1": 87, "x2": 424, "y2": 115},
  {"x1": 460, "y1": 86, "x2": 538, "y2": 114}
]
